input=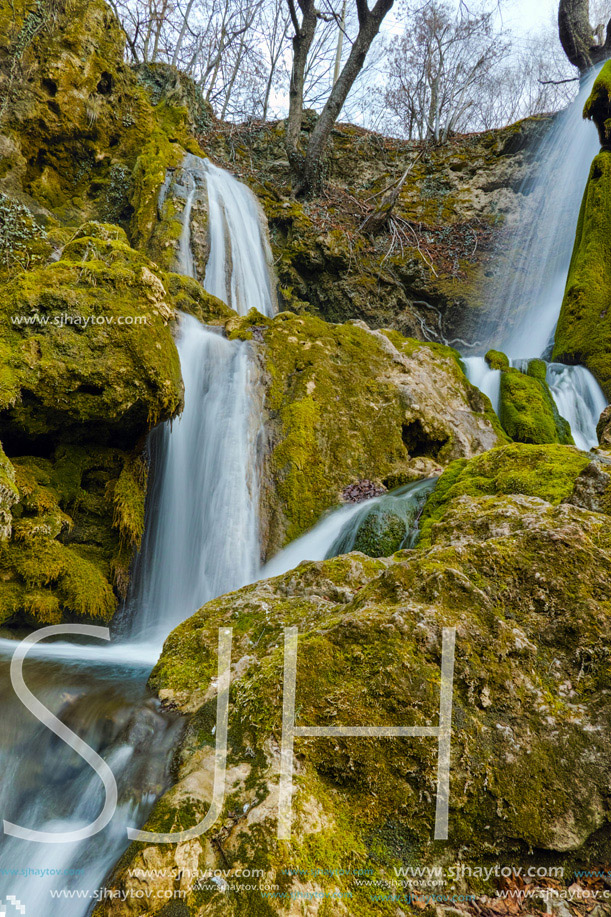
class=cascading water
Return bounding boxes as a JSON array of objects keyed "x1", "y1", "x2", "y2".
[
  {"x1": 546, "y1": 363, "x2": 607, "y2": 451},
  {"x1": 463, "y1": 66, "x2": 608, "y2": 448},
  {"x1": 126, "y1": 154, "x2": 275, "y2": 643},
  {"x1": 262, "y1": 479, "x2": 437, "y2": 579},
  {"x1": 461, "y1": 357, "x2": 501, "y2": 416},
  {"x1": 0, "y1": 154, "x2": 276, "y2": 914}
]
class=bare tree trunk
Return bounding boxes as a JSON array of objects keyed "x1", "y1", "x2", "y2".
[
  {"x1": 150, "y1": 0, "x2": 170, "y2": 61},
  {"x1": 295, "y1": 0, "x2": 394, "y2": 195},
  {"x1": 285, "y1": 0, "x2": 318, "y2": 176},
  {"x1": 333, "y1": 0, "x2": 347, "y2": 85},
  {"x1": 558, "y1": 0, "x2": 611, "y2": 72},
  {"x1": 172, "y1": 0, "x2": 197, "y2": 66}
]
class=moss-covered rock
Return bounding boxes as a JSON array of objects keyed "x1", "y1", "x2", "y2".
[
  {"x1": 418, "y1": 442, "x2": 590, "y2": 547},
  {"x1": 134, "y1": 62, "x2": 214, "y2": 136},
  {"x1": 0, "y1": 444, "x2": 144, "y2": 625},
  {"x1": 484, "y1": 348, "x2": 509, "y2": 370},
  {"x1": 95, "y1": 453, "x2": 611, "y2": 915},
  {"x1": 554, "y1": 150, "x2": 611, "y2": 398},
  {"x1": 0, "y1": 231, "x2": 183, "y2": 447},
  {"x1": 0, "y1": 441, "x2": 18, "y2": 539},
  {"x1": 597, "y1": 404, "x2": 611, "y2": 447},
  {"x1": 230, "y1": 309, "x2": 504, "y2": 554},
  {"x1": 498, "y1": 363, "x2": 573, "y2": 445},
  {"x1": 583, "y1": 60, "x2": 611, "y2": 148},
  {"x1": 352, "y1": 508, "x2": 407, "y2": 557},
  {"x1": 0, "y1": 0, "x2": 202, "y2": 249}
]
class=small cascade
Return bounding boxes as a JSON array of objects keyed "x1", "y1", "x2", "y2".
[
  {"x1": 462, "y1": 357, "x2": 501, "y2": 416},
  {"x1": 203, "y1": 157, "x2": 277, "y2": 313},
  {"x1": 546, "y1": 363, "x2": 607, "y2": 451},
  {"x1": 262, "y1": 479, "x2": 437, "y2": 579},
  {"x1": 126, "y1": 153, "x2": 276, "y2": 643}
]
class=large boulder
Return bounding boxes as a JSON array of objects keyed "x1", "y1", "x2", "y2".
[
  {"x1": 228, "y1": 309, "x2": 505, "y2": 554},
  {"x1": 498, "y1": 359, "x2": 573, "y2": 445},
  {"x1": 93, "y1": 444, "x2": 611, "y2": 916},
  {"x1": 0, "y1": 229, "x2": 183, "y2": 447}
]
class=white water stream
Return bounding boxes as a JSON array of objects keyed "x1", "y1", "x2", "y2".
[{"x1": 463, "y1": 66, "x2": 608, "y2": 449}]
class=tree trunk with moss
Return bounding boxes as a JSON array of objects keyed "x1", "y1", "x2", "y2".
[{"x1": 558, "y1": 0, "x2": 611, "y2": 72}]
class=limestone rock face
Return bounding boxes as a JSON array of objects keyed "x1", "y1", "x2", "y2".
[
  {"x1": 205, "y1": 117, "x2": 550, "y2": 346},
  {"x1": 228, "y1": 310, "x2": 504, "y2": 555},
  {"x1": 93, "y1": 444, "x2": 611, "y2": 916}
]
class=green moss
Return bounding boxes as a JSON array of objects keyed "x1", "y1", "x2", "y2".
[
  {"x1": 164, "y1": 272, "x2": 234, "y2": 324},
  {"x1": 418, "y1": 442, "x2": 590, "y2": 547},
  {"x1": 117, "y1": 487, "x2": 611, "y2": 910},
  {"x1": 583, "y1": 60, "x2": 611, "y2": 147},
  {"x1": 352, "y1": 509, "x2": 406, "y2": 557},
  {"x1": 129, "y1": 127, "x2": 185, "y2": 251},
  {"x1": 0, "y1": 441, "x2": 18, "y2": 538},
  {"x1": 553, "y1": 150, "x2": 611, "y2": 398},
  {"x1": 485, "y1": 349, "x2": 509, "y2": 370},
  {"x1": 499, "y1": 366, "x2": 573, "y2": 445},
  {"x1": 112, "y1": 453, "x2": 146, "y2": 549},
  {"x1": 0, "y1": 232, "x2": 182, "y2": 443},
  {"x1": 0, "y1": 441, "x2": 151, "y2": 624}
]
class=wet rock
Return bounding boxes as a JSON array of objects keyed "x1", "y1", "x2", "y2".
[
  {"x1": 597, "y1": 404, "x2": 611, "y2": 446},
  {"x1": 232, "y1": 309, "x2": 504, "y2": 554},
  {"x1": 342, "y1": 479, "x2": 386, "y2": 503},
  {"x1": 352, "y1": 508, "x2": 407, "y2": 557},
  {"x1": 565, "y1": 459, "x2": 611, "y2": 514}
]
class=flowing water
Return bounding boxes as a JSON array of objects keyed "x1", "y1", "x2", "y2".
[
  {"x1": 461, "y1": 357, "x2": 501, "y2": 416},
  {"x1": 262, "y1": 479, "x2": 437, "y2": 580},
  {"x1": 463, "y1": 66, "x2": 608, "y2": 448},
  {"x1": 546, "y1": 363, "x2": 607, "y2": 451},
  {"x1": 0, "y1": 154, "x2": 276, "y2": 914},
  {"x1": 3, "y1": 79, "x2": 610, "y2": 910}
]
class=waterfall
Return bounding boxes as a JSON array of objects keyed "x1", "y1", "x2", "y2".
[
  {"x1": 126, "y1": 153, "x2": 275, "y2": 643},
  {"x1": 262, "y1": 479, "x2": 437, "y2": 579},
  {"x1": 489, "y1": 68, "x2": 602, "y2": 359},
  {"x1": 546, "y1": 363, "x2": 607, "y2": 451},
  {"x1": 462, "y1": 357, "x2": 501, "y2": 416},
  {"x1": 463, "y1": 67, "x2": 608, "y2": 448},
  {"x1": 0, "y1": 155, "x2": 276, "y2": 914}
]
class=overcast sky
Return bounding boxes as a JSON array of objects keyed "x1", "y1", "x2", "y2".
[{"x1": 504, "y1": 0, "x2": 557, "y2": 32}]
